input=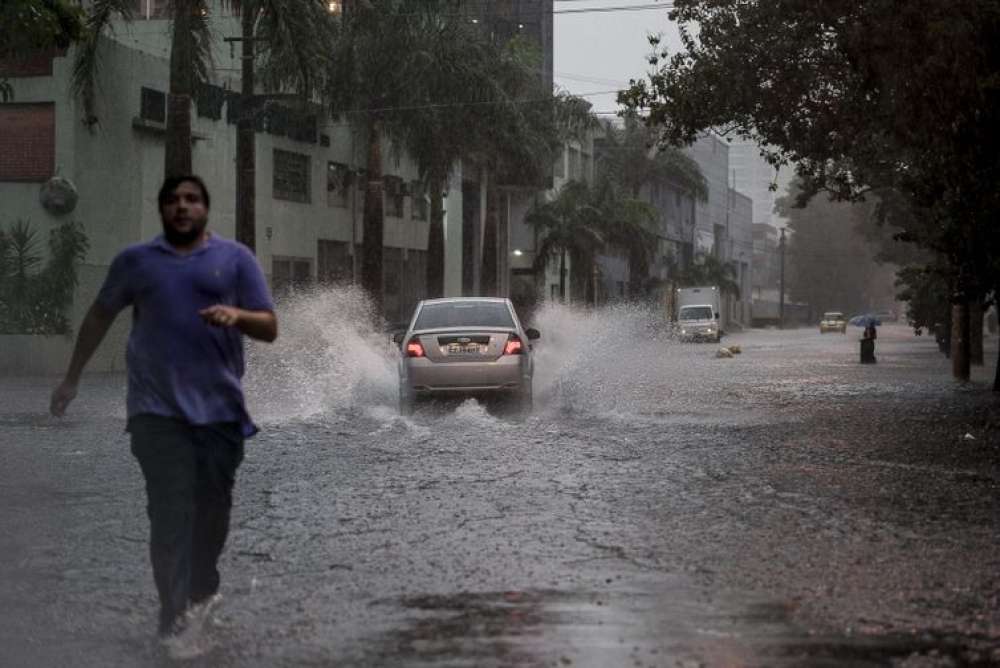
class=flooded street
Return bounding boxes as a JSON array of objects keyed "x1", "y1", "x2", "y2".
[{"x1": 2, "y1": 297, "x2": 998, "y2": 667}]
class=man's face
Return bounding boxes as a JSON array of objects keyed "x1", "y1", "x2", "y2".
[{"x1": 161, "y1": 180, "x2": 208, "y2": 246}]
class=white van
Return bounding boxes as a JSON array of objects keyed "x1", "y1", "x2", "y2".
[{"x1": 676, "y1": 286, "x2": 722, "y2": 342}]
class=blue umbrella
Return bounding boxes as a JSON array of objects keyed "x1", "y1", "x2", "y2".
[{"x1": 850, "y1": 314, "x2": 882, "y2": 327}]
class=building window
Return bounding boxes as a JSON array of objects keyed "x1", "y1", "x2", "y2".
[
  {"x1": 140, "y1": 86, "x2": 166, "y2": 123},
  {"x1": 274, "y1": 149, "x2": 311, "y2": 203},
  {"x1": 411, "y1": 181, "x2": 428, "y2": 221},
  {"x1": 0, "y1": 49, "x2": 63, "y2": 78},
  {"x1": 384, "y1": 175, "x2": 405, "y2": 218},
  {"x1": 327, "y1": 162, "x2": 351, "y2": 208},
  {"x1": 317, "y1": 239, "x2": 353, "y2": 284},
  {"x1": 0, "y1": 103, "x2": 55, "y2": 182},
  {"x1": 133, "y1": 0, "x2": 170, "y2": 19},
  {"x1": 271, "y1": 256, "x2": 312, "y2": 296},
  {"x1": 195, "y1": 83, "x2": 225, "y2": 120}
]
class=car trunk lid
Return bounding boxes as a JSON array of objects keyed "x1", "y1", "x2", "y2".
[{"x1": 414, "y1": 331, "x2": 511, "y2": 362}]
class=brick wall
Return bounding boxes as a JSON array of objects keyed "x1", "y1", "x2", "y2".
[
  {"x1": 0, "y1": 103, "x2": 55, "y2": 182},
  {"x1": 0, "y1": 49, "x2": 64, "y2": 78}
]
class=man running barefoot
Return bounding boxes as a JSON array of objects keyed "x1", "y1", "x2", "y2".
[{"x1": 50, "y1": 175, "x2": 277, "y2": 658}]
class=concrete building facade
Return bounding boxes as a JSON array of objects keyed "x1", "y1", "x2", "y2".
[
  {"x1": 0, "y1": 4, "x2": 464, "y2": 372},
  {"x1": 682, "y1": 134, "x2": 754, "y2": 329}
]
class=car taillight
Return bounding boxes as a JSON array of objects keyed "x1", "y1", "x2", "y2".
[
  {"x1": 503, "y1": 335, "x2": 524, "y2": 355},
  {"x1": 406, "y1": 341, "x2": 425, "y2": 357}
]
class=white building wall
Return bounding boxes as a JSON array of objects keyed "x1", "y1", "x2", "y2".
[
  {"x1": 684, "y1": 133, "x2": 731, "y2": 257},
  {"x1": 0, "y1": 27, "x2": 457, "y2": 372}
]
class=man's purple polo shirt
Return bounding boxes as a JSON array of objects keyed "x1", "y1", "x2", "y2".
[{"x1": 96, "y1": 234, "x2": 274, "y2": 437}]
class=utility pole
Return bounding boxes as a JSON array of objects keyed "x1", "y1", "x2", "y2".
[
  {"x1": 235, "y1": 6, "x2": 256, "y2": 253},
  {"x1": 778, "y1": 227, "x2": 786, "y2": 329}
]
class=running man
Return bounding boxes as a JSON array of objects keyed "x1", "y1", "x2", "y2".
[{"x1": 50, "y1": 175, "x2": 277, "y2": 657}]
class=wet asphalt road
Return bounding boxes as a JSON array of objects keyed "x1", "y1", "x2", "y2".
[{"x1": 2, "y1": 301, "x2": 999, "y2": 667}]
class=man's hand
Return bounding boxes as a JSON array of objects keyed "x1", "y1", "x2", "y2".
[
  {"x1": 199, "y1": 305, "x2": 277, "y2": 342},
  {"x1": 199, "y1": 305, "x2": 241, "y2": 328},
  {"x1": 50, "y1": 380, "x2": 78, "y2": 417}
]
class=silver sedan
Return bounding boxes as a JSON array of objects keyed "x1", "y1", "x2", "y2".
[{"x1": 394, "y1": 298, "x2": 539, "y2": 415}]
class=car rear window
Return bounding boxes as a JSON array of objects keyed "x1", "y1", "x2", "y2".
[
  {"x1": 414, "y1": 302, "x2": 515, "y2": 330},
  {"x1": 824, "y1": 312, "x2": 843, "y2": 319}
]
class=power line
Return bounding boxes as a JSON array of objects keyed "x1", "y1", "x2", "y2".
[
  {"x1": 330, "y1": 89, "x2": 621, "y2": 116},
  {"x1": 556, "y1": 71, "x2": 630, "y2": 87},
  {"x1": 395, "y1": 2, "x2": 675, "y2": 18},
  {"x1": 555, "y1": 2, "x2": 674, "y2": 15}
]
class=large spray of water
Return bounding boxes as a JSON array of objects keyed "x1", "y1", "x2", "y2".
[
  {"x1": 243, "y1": 289, "x2": 711, "y2": 424},
  {"x1": 244, "y1": 286, "x2": 398, "y2": 423}
]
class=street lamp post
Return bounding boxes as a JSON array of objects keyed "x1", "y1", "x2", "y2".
[{"x1": 778, "y1": 227, "x2": 786, "y2": 329}]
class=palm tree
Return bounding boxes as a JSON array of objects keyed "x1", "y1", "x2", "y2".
[
  {"x1": 0, "y1": 219, "x2": 88, "y2": 335},
  {"x1": 234, "y1": 1, "x2": 334, "y2": 251},
  {"x1": 74, "y1": 0, "x2": 227, "y2": 174},
  {"x1": 386, "y1": 8, "x2": 507, "y2": 299},
  {"x1": 1, "y1": 0, "x2": 85, "y2": 102},
  {"x1": 327, "y1": 3, "x2": 593, "y2": 311},
  {"x1": 72, "y1": 1, "x2": 329, "y2": 193},
  {"x1": 472, "y1": 40, "x2": 598, "y2": 297},
  {"x1": 526, "y1": 181, "x2": 605, "y2": 302},
  {"x1": 597, "y1": 114, "x2": 708, "y2": 200},
  {"x1": 679, "y1": 253, "x2": 741, "y2": 298},
  {"x1": 596, "y1": 114, "x2": 708, "y2": 296},
  {"x1": 326, "y1": 0, "x2": 444, "y2": 316},
  {"x1": 590, "y1": 174, "x2": 658, "y2": 300}
]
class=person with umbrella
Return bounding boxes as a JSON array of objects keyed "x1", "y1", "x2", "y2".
[{"x1": 855, "y1": 314, "x2": 881, "y2": 363}]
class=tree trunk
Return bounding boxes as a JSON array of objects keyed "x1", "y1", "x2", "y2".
[
  {"x1": 481, "y1": 169, "x2": 499, "y2": 297},
  {"x1": 951, "y1": 300, "x2": 970, "y2": 381},
  {"x1": 166, "y1": 0, "x2": 194, "y2": 177},
  {"x1": 591, "y1": 264, "x2": 599, "y2": 307},
  {"x1": 235, "y1": 6, "x2": 256, "y2": 252},
  {"x1": 558, "y1": 248, "x2": 566, "y2": 303},
  {"x1": 994, "y1": 332, "x2": 1000, "y2": 391},
  {"x1": 970, "y1": 300, "x2": 984, "y2": 366},
  {"x1": 425, "y1": 174, "x2": 445, "y2": 299},
  {"x1": 361, "y1": 120, "x2": 384, "y2": 318}
]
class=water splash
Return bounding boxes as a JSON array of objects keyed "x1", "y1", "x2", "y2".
[
  {"x1": 244, "y1": 285, "x2": 397, "y2": 423},
  {"x1": 531, "y1": 302, "x2": 677, "y2": 411},
  {"x1": 243, "y1": 293, "x2": 731, "y2": 425}
]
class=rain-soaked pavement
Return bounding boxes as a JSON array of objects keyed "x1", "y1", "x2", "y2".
[{"x1": 2, "y1": 292, "x2": 999, "y2": 667}]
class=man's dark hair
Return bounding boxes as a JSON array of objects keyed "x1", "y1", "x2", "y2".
[{"x1": 158, "y1": 175, "x2": 211, "y2": 211}]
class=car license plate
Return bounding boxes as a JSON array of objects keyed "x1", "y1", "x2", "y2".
[{"x1": 447, "y1": 343, "x2": 483, "y2": 354}]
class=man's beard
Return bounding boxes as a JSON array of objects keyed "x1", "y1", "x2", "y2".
[{"x1": 162, "y1": 219, "x2": 207, "y2": 246}]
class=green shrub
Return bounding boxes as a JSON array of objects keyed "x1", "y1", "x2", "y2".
[{"x1": 0, "y1": 219, "x2": 89, "y2": 335}]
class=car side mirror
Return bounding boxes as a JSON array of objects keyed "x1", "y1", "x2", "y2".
[
  {"x1": 714, "y1": 312, "x2": 720, "y2": 320},
  {"x1": 392, "y1": 332, "x2": 405, "y2": 345},
  {"x1": 525, "y1": 328, "x2": 540, "y2": 341}
]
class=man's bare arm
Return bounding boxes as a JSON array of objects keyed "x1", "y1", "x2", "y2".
[
  {"x1": 50, "y1": 303, "x2": 117, "y2": 416},
  {"x1": 199, "y1": 305, "x2": 278, "y2": 343}
]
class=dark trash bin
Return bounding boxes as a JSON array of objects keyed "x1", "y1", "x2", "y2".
[{"x1": 860, "y1": 337, "x2": 876, "y2": 364}]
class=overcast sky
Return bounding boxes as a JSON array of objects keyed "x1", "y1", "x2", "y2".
[
  {"x1": 553, "y1": 1, "x2": 683, "y2": 119},
  {"x1": 553, "y1": 2, "x2": 794, "y2": 225}
]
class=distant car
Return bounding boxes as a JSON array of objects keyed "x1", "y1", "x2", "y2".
[
  {"x1": 819, "y1": 311, "x2": 847, "y2": 334},
  {"x1": 395, "y1": 298, "x2": 539, "y2": 415}
]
